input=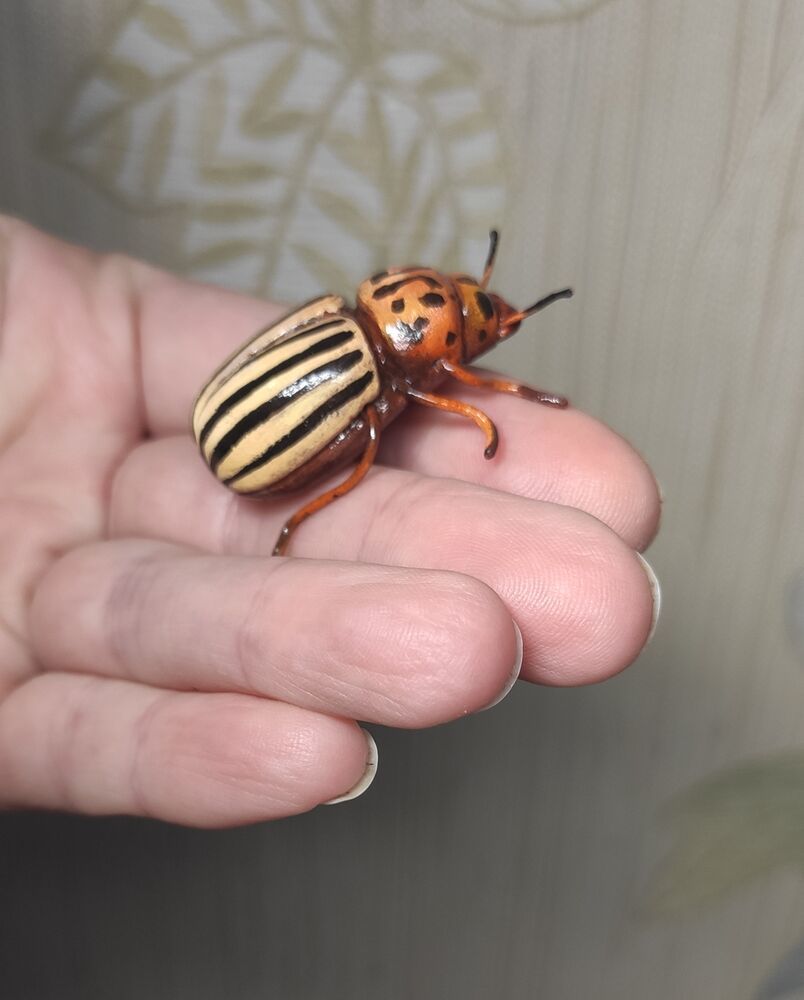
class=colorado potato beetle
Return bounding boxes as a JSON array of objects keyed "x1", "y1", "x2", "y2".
[{"x1": 192, "y1": 231, "x2": 573, "y2": 555}]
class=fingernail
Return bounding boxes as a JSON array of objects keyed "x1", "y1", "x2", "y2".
[
  {"x1": 636, "y1": 553, "x2": 662, "y2": 645},
  {"x1": 324, "y1": 729, "x2": 378, "y2": 805},
  {"x1": 479, "y1": 621, "x2": 524, "y2": 711}
]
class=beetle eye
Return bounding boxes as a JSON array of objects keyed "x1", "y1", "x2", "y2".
[{"x1": 475, "y1": 290, "x2": 495, "y2": 321}]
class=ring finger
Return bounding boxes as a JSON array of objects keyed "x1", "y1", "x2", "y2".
[{"x1": 30, "y1": 539, "x2": 522, "y2": 727}]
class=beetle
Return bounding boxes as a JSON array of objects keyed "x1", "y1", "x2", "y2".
[{"x1": 192, "y1": 230, "x2": 573, "y2": 556}]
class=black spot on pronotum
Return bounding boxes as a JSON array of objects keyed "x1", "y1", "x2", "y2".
[
  {"x1": 476, "y1": 290, "x2": 494, "y2": 320},
  {"x1": 391, "y1": 298, "x2": 405, "y2": 313},
  {"x1": 374, "y1": 273, "x2": 442, "y2": 299},
  {"x1": 420, "y1": 292, "x2": 445, "y2": 307},
  {"x1": 455, "y1": 275, "x2": 476, "y2": 284},
  {"x1": 446, "y1": 331, "x2": 457, "y2": 346},
  {"x1": 370, "y1": 269, "x2": 389, "y2": 282},
  {"x1": 373, "y1": 278, "x2": 408, "y2": 299}
]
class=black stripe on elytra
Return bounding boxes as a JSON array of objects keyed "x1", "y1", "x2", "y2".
[
  {"x1": 235, "y1": 316, "x2": 348, "y2": 372},
  {"x1": 225, "y1": 370, "x2": 375, "y2": 486},
  {"x1": 420, "y1": 292, "x2": 445, "y2": 307},
  {"x1": 210, "y1": 349, "x2": 364, "y2": 471},
  {"x1": 373, "y1": 273, "x2": 442, "y2": 299},
  {"x1": 200, "y1": 327, "x2": 354, "y2": 449},
  {"x1": 476, "y1": 290, "x2": 494, "y2": 320}
]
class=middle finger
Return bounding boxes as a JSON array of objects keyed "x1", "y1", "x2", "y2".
[
  {"x1": 111, "y1": 437, "x2": 657, "y2": 686},
  {"x1": 379, "y1": 381, "x2": 661, "y2": 552}
]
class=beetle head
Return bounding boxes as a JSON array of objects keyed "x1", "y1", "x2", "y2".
[{"x1": 450, "y1": 229, "x2": 573, "y2": 363}]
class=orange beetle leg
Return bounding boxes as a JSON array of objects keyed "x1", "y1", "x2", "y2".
[
  {"x1": 273, "y1": 405, "x2": 381, "y2": 557},
  {"x1": 440, "y1": 360, "x2": 568, "y2": 409},
  {"x1": 405, "y1": 386, "x2": 499, "y2": 459}
]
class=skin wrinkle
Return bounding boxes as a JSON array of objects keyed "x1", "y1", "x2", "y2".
[
  {"x1": 266, "y1": 721, "x2": 336, "y2": 807},
  {"x1": 0, "y1": 501, "x2": 50, "y2": 675},
  {"x1": 0, "y1": 236, "x2": 62, "y2": 673},
  {"x1": 376, "y1": 634, "x2": 470, "y2": 719},
  {"x1": 223, "y1": 557, "x2": 367, "y2": 711},
  {"x1": 266, "y1": 564, "x2": 431, "y2": 719},
  {"x1": 218, "y1": 486, "x2": 248, "y2": 557},
  {"x1": 127, "y1": 687, "x2": 179, "y2": 820},
  {"x1": 103, "y1": 545, "x2": 177, "y2": 680},
  {"x1": 107, "y1": 254, "x2": 149, "y2": 435},
  {"x1": 269, "y1": 560, "x2": 507, "y2": 723},
  {"x1": 95, "y1": 256, "x2": 148, "y2": 538},
  {"x1": 168, "y1": 704, "x2": 351, "y2": 819},
  {"x1": 280, "y1": 606, "x2": 386, "y2": 714},
  {"x1": 40, "y1": 673, "x2": 99, "y2": 812},
  {"x1": 314, "y1": 589, "x2": 435, "y2": 722},
  {"x1": 357, "y1": 580, "x2": 501, "y2": 714},
  {"x1": 0, "y1": 222, "x2": 42, "y2": 419},
  {"x1": 233, "y1": 558, "x2": 296, "y2": 696},
  {"x1": 351, "y1": 569, "x2": 513, "y2": 719},
  {"x1": 356, "y1": 471, "x2": 430, "y2": 565},
  {"x1": 6, "y1": 233, "x2": 144, "y2": 682}
]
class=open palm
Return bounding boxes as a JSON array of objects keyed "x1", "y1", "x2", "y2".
[{"x1": 0, "y1": 218, "x2": 660, "y2": 827}]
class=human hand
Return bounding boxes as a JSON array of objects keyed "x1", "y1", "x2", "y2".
[{"x1": 0, "y1": 217, "x2": 660, "y2": 827}]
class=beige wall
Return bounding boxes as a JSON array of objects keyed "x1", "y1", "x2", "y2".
[{"x1": 3, "y1": 1, "x2": 804, "y2": 997}]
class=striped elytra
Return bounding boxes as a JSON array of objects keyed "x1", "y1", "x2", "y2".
[
  {"x1": 192, "y1": 232, "x2": 573, "y2": 554},
  {"x1": 192, "y1": 305, "x2": 379, "y2": 495}
]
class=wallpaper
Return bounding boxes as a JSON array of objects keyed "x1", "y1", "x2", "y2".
[{"x1": 2, "y1": 1, "x2": 804, "y2": 998}]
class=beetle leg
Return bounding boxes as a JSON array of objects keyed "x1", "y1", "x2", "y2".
[
  {"x1": 273, "y1": 405, "x2": 381, "y2": 557},
  {"x1": 440, "y1": 360, "x2": 568, "y2": 409},
  {"x1": 405, "y1": 386, "x2": 499, "y2": 459}
]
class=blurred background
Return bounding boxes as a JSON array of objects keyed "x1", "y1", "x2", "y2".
[{"x1": 3, "y1": 1, "x2": 804, "y2": 997}]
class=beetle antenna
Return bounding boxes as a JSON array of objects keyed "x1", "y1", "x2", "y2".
[
  {"x1": 480, "y1": 229, "x2": 499, "y2": 288},
  {"x1": 507, "y1": 287, "x2": 573, "y2": 325}
]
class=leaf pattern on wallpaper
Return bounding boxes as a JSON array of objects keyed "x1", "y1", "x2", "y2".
[
  {"x1": 644, "y1": 753, "x2": 804, "y2": 913},
  {"x1": 459, "y1": 0, "x2": 618, "y2": 24},
  {"x1": 40, "y1": 0, "x2": 506, "y2": 299}
]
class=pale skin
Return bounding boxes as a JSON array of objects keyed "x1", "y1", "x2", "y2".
[{"x1": 0, "y1": 217, "x2": 661, "y2": 827}]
